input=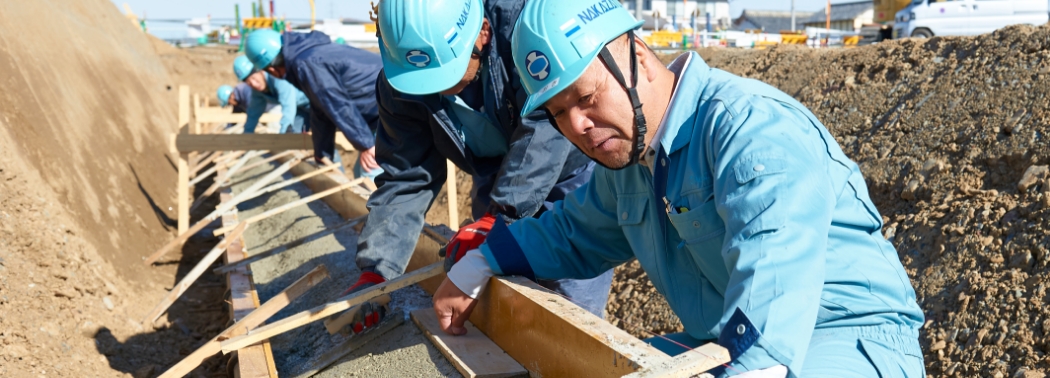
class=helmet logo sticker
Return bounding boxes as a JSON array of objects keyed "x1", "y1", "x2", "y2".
[
  {"x1": 526, "y1": 51, "x2": 550, "y2": 81},
  {"x1": 560, "y1": 18, "x2": 581, "y2": 37},
  {"x1": 406, "y1": 50, "x2": 432, "y2": 68}
]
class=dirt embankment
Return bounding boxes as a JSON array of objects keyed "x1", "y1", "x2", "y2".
[
  {"x1": 609, "y1": 25, "x2": 1050, "y2": 376},
  {"x1": 0, "y1": 1, "x2": 233, "y2": 376}
]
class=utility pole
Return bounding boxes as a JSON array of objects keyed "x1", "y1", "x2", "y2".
[{"x1": 791, "y1": 0, "x2": 796, "y2": 31}]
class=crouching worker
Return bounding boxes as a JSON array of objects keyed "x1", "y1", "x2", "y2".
[
  {"x1": 216, "y1": 83, "x2": 254, "y2": 114},
  {"x1": 244, "y1": 29, "x2": 385, "y2": 179},
  {"x1": 433, "y1": 1, "x2": 926, "y2": 377},
  {"x1": 342, "y1": 0, "x2": 612, "y2": 334},
  {"x1": 232, "y1": 55, "x2": 312, "y2": 134}
]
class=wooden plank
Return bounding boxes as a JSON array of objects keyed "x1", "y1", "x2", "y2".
[
  {"x1": 143, "y1": 223, "x2": 248, "y2": 324},
  {"x1": 277, "y1": 156, "x2": 370, "y2": 221},
  {"x1": 290, "y1": 315, "x2": 405, "y2": 378},
  {"x1": 189, "y1": 151, "x2": 264, "y2": 212},
  {"x1": 192, "y1": 93, "x2": 202, "y2": 134},
  {"x1": 155, "y1": 265, "x2": 330, "y2": 378},
  {"x1": 177, "y1": 151, "x2": 190, "y2": 234},
  {"x1": 322, "y1": 294, "x2": 390, "y2": 335},
  {"x1": 218, "y1": 177, "x2": 274, "y2": 378},
  {"x1": 190, "y1": 151, "x2": 248, "y2": 186},
  {"x1": 212, "y1": 179, "x2": 363, "y2": 236},
  {"x1": 446, "y1": 159, "x2": 460, "y2": 231},
  {"x1": 470, "y1": 276, "x2": 671, "y2": 377},
  {"x1": 410, "y1": 308, "x2": 527, "y2": 378},
  {"x1": 220, "y1": 262, "x2": 444, "y2": 353},
  {"x1": 179, "y1": 85, "x2": 191, "y2": 128},
  {"x1": 177, "y1": 133, "x2": 315, "y2": 152},
  {"x1": 622, "y1": 343, "x2": 730, "y2": 378}
]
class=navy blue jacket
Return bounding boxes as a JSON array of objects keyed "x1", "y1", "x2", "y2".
[
  {"x1": 281, "y1": 31, "x2": 383, "y2": 159},
  {"x1": 231, "y1": 83, "x2": 254, "y2": 114},
  {"x1": 356, "y1": 0, "x2": 594, "y2": 278}
]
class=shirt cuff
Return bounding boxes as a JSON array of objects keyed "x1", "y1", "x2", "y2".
[{"x1": 447, "y1": 249, "x2": 494, "y2": 299}]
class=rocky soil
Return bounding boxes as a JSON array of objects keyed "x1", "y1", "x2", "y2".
[{"x1": 606, "y1": 24, "x2": 1050, "y2": 376}]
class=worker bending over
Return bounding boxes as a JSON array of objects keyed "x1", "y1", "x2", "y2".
[
  {"x1": 216, "y1": 83, "x2": 254, "y2": 114},
  {"x1": 342, "y1": 0, "x2": 612, "y2": 333},
  {"x1": 434, "y1": 2, "x2": 925, "y2": 377},
  {"x1": 232, "y1": 55, "x2": 312, "y2": 134},
  {"x1": 244, "y1": 29, "x2": 384, "y2": 179}
]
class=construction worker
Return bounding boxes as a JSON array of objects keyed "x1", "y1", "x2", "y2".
[
  {"x1": 244, "y1": 29, "x2": 384, "y2": 179},
  {"x1": 232, "y1": 55, "x2": 312, "y2": 134},
  {"x1": 340, "y1": 0, "x2": 613, "y2": 333},
  {"x1": 434, "y1": 1, "x2": 925, "y2": 377},
  {"x1": 216, "y1": 83, "x2": 253, "y2": 114}
]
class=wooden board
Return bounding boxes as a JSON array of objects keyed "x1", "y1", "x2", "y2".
[
  {"x1": 446, "y1": 159, "x2": 459, "y2": 231},
  {"x1": 410, "y1": 308, "x2": 527, "y2": 378},
  {"x1": 470, "y1": 277, "x2": 671, "y2": 377},
  {"x1": 290, "y1": 315, "x2": 405, "y2": 378},
  {"x1": 622, "y1": 343, "x2": 730, "y2": 378},
  {"x1": 195, "y1": 112, "x2": 281, "y2": 125},
  {"x1": 177, "y1": 133, "x2": 315, "y2": 152}
]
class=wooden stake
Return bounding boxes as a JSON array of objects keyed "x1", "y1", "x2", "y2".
[
  {"x1": 227, "y1": 150, "x2": 300, "y2": 175},
  {"x1": 190, "y1": 151, "x2": 247, "y2": 187},
  {"x1": 213, "y1": 215, "x2": 365, "y2": 275},
  {"x1": 177, "y1": 152, "x2": 190, "y2": 234},
  {"x1": 143, "y1": 223, "x2": 249, "y2": 324},
  {"x1": 156, "y1": 265, "x2": 330, "y2": 378},
  {"x1": 220, "y1": 262, "x2": 443, "y2": 353},
  {"x1": 211, "y1": 179, "x2": 363, "y2": 236},
  {"x1": 446, "y1": 159, "x2": 459, "y2": 231},
  {"x1": 190, "y1": 151, "x2": 218, "y2": 177}
]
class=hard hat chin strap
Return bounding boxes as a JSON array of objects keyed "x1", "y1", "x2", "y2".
[{"x1": 597, "y1": 30, "x2": 647, "y2": 168}]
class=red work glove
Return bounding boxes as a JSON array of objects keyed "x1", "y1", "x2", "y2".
[
  {"x1": 339, "y1": 271, "x2": 387, "y2": 334},
  {"x1": 444, "y1": 213, "x2": 496, "y2": 272}
]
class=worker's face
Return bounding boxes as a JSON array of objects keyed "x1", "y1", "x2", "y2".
[
  {"x1": 439, "y1": 19, "x2": 491, "y2": 96},
  {"x1": 265, "y1": 65, "x2": 287, "y2": 79},
  {"x1": 544, "y1": 39, "x2": 654, "y2": 169},
  {"x1": 245, "y1": 71, "x2": 268, "y2": 92},
  {"x1": 227, "y1": 93, "x2": 239, "y2": 107}
]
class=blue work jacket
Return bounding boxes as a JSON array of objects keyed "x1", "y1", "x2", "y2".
[
  {"x1": 244, "y1": 72, "x2": 310, "y2": 133},
  {"x1": 479, "y1": 52, "x2": 924, "y2": 377},
  {"x1": 281, "y1": 31, "x2": 382, "y2": 159},
  {"x1": 355, "y1": 0, "x2": 593, "y2": 279}
]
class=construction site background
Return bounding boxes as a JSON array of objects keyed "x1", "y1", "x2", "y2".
[{"x1": 2, "y1": 0, "x2": 1050, "y2": 377}]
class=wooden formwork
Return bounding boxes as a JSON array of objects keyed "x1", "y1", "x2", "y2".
[{"x1": 166, "y1": 89, "x2": 728, "y2": 377}]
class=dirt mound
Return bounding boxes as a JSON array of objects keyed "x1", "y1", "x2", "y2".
[
  {"x1": 0, "y1": 0, "x2": 232, "y2": 376},
  {"x1": 607, "y1": 25, "x2": 1050, "y2": 376},
  {"x1": 150, "y1": 37, "x2": 240, "y2": 107}
]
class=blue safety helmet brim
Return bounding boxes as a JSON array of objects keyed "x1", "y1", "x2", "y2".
[{"x1": 378, "y1": 0, "x2": 486, "y2": 95}]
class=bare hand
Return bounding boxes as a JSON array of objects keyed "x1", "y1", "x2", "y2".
[
  {"x1": 433, "y1": 278, "x2": 478, "y2": 336},
  {"x1": 359, "y1": 147, "x2": 380, "y2": 171}
]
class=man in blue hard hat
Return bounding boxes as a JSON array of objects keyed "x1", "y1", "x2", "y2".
[
  {"x1": 244, "y1": 29, "x2": 384, "y2": 179},
  {"x1": 232, "y1": 55, "x2": 313, "y2": 134},
  {"x1": 339, "y1": 0, "x2": 613, "y2": 334},
  {"x1": 216, "y1": 84, "x2": 253, "y2": 114},
  {"x1": 433, "y1": 1, "x2": 926, "y2": 377}
]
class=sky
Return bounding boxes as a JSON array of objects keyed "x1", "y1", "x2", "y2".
[{"x1": 112, "y1": 0, "x2": 847, "y2": 39}]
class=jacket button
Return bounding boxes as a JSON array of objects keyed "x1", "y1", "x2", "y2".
[
  {"x1": 753, "y1": 164, "x2": 765, "y2": 172},
  {"x1": 661, "y1": 159, "x2": 667, "y2": 167},
  {"x1": 621, "y1": 212, "x2": 629, "y2": 220},
  {"x1": 736, "y1": 324, "x2": 746, "y2": 335},
  {"x1": 692, "y1": 221, "x2": 700, "y2": 228}
]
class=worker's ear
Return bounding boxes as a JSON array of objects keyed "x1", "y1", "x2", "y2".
[
  {"x1": 635, "y1": 37, "x2": 659, "y2": 84},
  {"x1": 477, "y1": 18, "x2": 492, "y2": 48}
]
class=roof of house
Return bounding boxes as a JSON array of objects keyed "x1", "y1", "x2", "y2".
[
  {"x1": 805, "y1": 1, "x2": 873, "y2": 24},
  {"x1": 733, "y1": 10, "x2": 816, "y2": 32}
]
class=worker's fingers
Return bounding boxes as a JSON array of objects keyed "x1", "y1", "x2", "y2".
[{"x1": 433, "y1": 278, "x2": 476, "y2": 336}]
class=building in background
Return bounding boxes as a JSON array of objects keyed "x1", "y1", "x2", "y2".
[
  {"x1": 733, "y1": 10, "x2": 816, "y2": 33},
  {"x1": 803, "y1": 0, "x2": 874, "y2": 33},
  {"x1": 621, "y1": 0, "x2": 731, "y2": 31}
]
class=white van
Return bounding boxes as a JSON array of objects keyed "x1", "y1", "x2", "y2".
[{"x1": 893, "y1": 0, "x2": 1048, "y2": 38}]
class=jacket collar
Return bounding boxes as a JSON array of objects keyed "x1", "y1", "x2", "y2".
[{"x1": 659, "y1": 51, "x2": 712, "y2": 157}]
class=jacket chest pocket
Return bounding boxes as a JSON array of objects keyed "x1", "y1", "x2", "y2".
[
  {"x1": 615, "y1": 194, "x2": 659, "y2": 254},
  {"x1": 666, "y1": 191, "x2": 724, "y2": 244}
]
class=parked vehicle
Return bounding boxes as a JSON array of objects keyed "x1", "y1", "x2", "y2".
[{"x1": 894, "y1": 0, "x2": 1049, "y2": 38}]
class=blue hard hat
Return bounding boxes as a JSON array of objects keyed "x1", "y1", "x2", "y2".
[
  {"x1": 245, "y1": 29, "x2": 283, "y2": 69},
  {"x1": 233, "y1": 55, "x2": 255, "y2": 81},
  {"x1": 512, "y1": 0, "x2": 642, "y2": 116},
  {"x1": 217, "y1": 85, "x2": 234, "y2": 107},
  {"x1": 377, "y1": 0, "x2": 485, "y2": 95},
  {"x1": 335, "y1": 37, "x2": 346, "y2": 45}
]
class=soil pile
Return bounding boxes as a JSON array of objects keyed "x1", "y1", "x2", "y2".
[{"x1": 608, "y1": 25, "x2": 1050, "y2": 376}]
